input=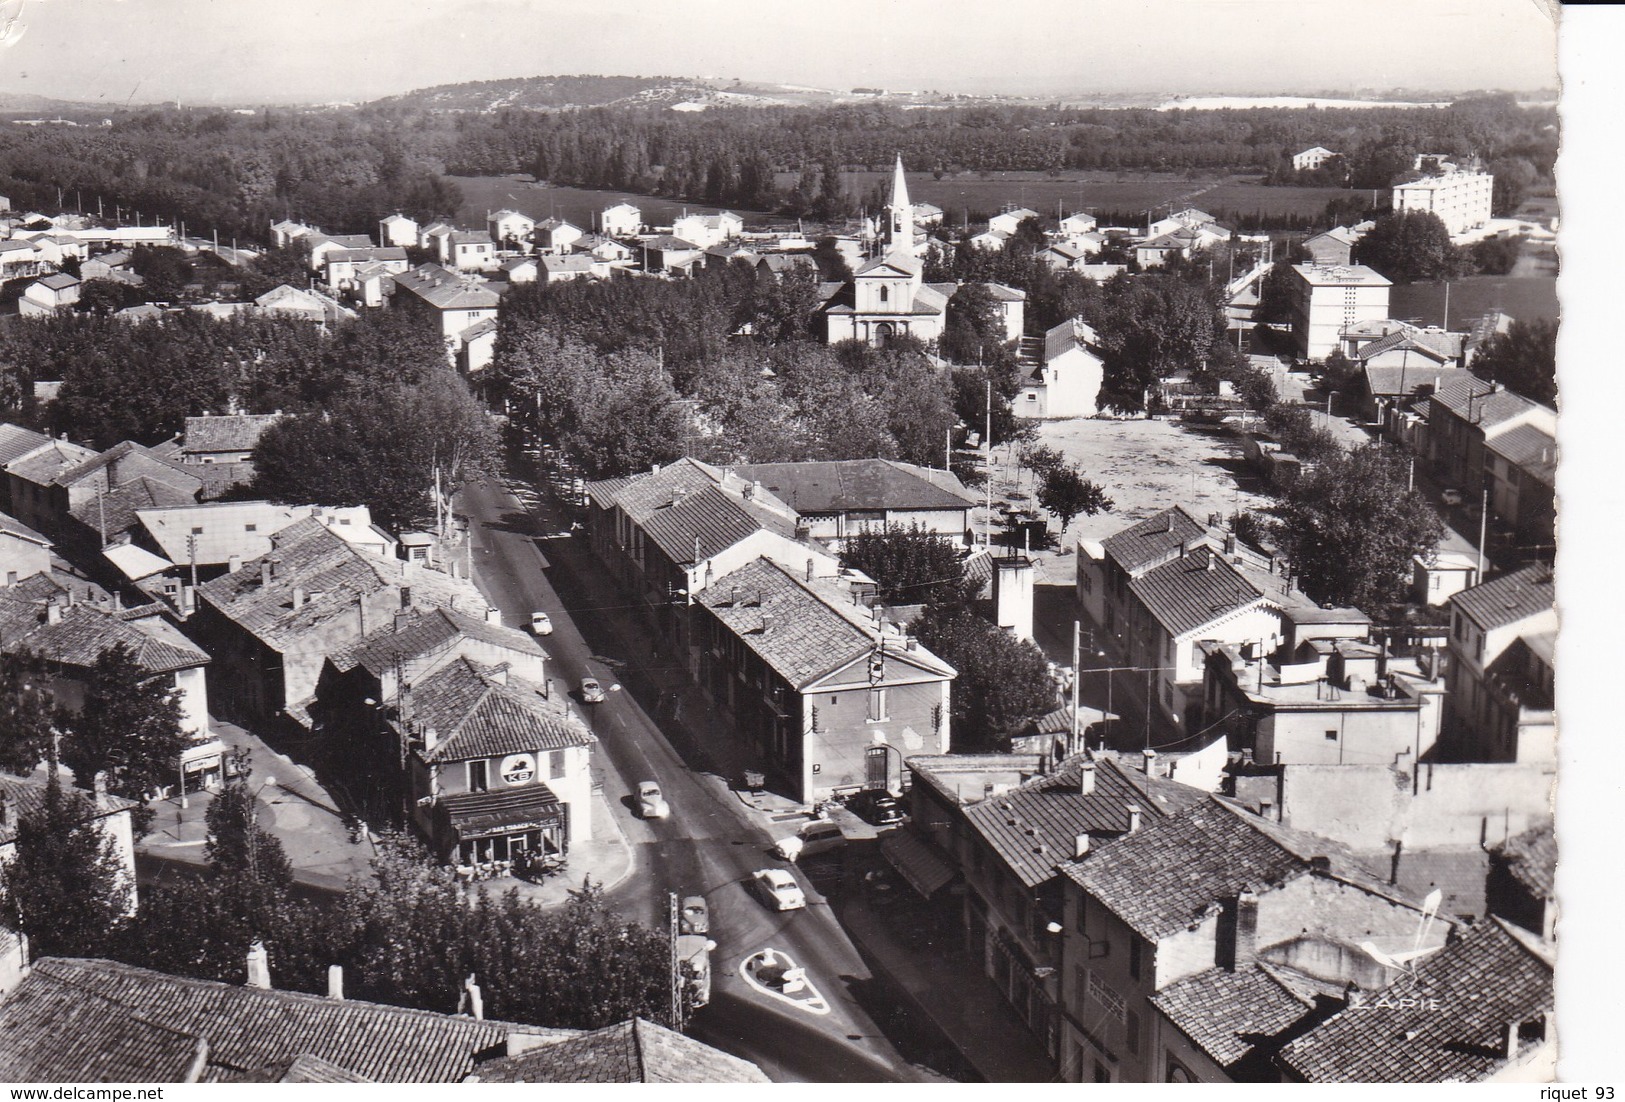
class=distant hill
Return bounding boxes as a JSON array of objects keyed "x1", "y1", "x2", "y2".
[
  {"x1": 369, "y1": 74, "x2": 1027, "y2": 113},
  {"x1": 0, "y1": 92, "x2": 108, "y2": 115}
]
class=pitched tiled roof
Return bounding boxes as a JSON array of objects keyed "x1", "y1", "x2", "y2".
[
  {"x1": 1128, "y1": 545, "x2": 1273, "y2": 638},
  {"x1": 392, "y1": 264, "x2": 500, "y2": 310},
  {"x1": 639, "y1": 484, "x2": 797, "y2": 566},
  {"x1": 642, "y1": 235, "x2": 700, "y2": 251},
  {"x1": 1430, "y1": 375, "x2": 1551, "y2": 428},
  {"x1": 0, "y1": 965, "x2": 207, "y2": 1082},
  {"x1": 1449, "y1": 564, "x2": 1554, "y2": 631},
  {"x1": 0, "y1": 508, "x2": 48, "y2": 546},
  {"x1": 698, "y1": 557, "x2": 953, "y2": 689},
  {"x1": 731, "y1": 458, "x2": 977, "y2": 514},
  {"x1": 471, "y1": 1019, "x2": 769, "y2": 1083},
  {"x1": 4, "y1": 439, "x2": 100, "y2": 484},
  {"x1": 1279, "y1": 919, "x2": 1553, "y2": 1083},
  {"x1": 1151, "y1": 962, "x2": 1344, "y2": 1070},
  {"x1": 590, "y1": 458, "x2": 726, "y2": 522},
  {"x1": 331, "y1": 605, "x2": 543, "y2": 677},
  {"x1": 1356, "y1": 326, "x2": 1464, "y2": 364},
  {"x1": 963, "y1": 756, "x2": 1206, "y2": 888},
  {"x1": 196, "y1": 519, "x2": 488, "y2": 652},
  {"x1": 1063, "y1": 797, "x2": 1416, "y2": 942},
  {"x1": 182, "y1": 414, "x2": 284, "y2": 456},
  {"x1": 1044, "y1": 317, "x2": 1102, "y2": 364},
  {"x1": 227, "y1": 1054, "x2": 372, "y2": 1083},
  {"x1": 53, "y1": 441, "x2": 201, "y2": 494},
  {"x1": 1101, "y1": 505, "x2": 1209, "y2": 575},
  {"x1": 14, "y1": 604, "x2": 208, "y2": 676},
  {"x1": 1493, "y1": 822, "x2": 1556, "y2": 899},
  {"x1": 13, "y1": 957, "x2": 557, "y2": 1083},
  {"x1": 1361, "y1": 365, "x2": 1468, "y2": 398},
  {"x1": 1486, "y1": 423, "x2": 1557, "y2": 489},
  {"x1": 0, "y1": 423, "x2": 52, "y2": 468},
  {"x1": 0, "y1": 774, "x2": 138, "y2": 846},
  {"x1": 412, "y1": 657, "x2": 593, "y2": 763}
]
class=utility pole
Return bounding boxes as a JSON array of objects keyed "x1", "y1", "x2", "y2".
[
  {"x1": 1071, "y1": 622, "x2": 1082, "y2": 757},
  {"x1": 187, "y1": 533, "x2": 198, "y2": 589},
  {"x1": 1477, "y1": 484, "x2": 1489, "y2": 579},
  {"x1": 984, "y1": 378, "x2": 993, "y2": 548},
  {"x1": 668, "y1": 891, "x2": 683, "y2": 1030}
]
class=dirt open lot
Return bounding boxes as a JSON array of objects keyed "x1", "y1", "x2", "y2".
[{"x1": 978, "y1": 417, "x2": 1275, "y2": 585}]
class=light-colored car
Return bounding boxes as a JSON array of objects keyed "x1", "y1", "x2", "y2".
[
  {"x1": 1441, "y1": 488, "x2": 1464, "y2": 506},
  {"x1": 753, "y1": 868, "x2": 806, "y2": 911},
  {"x1": 680, "y1": 895, "x2": 710, "y2": 935},
  {"x1": 676, "y1": 933, "x2": 716, "y2": 1008},
  {"x1": 529, "y1": 611, "x2": 553, "y2": 635},
  {"x1": 774, "y1": 819, "x2": 846, "y2": 862},
  {"x1": 638, "y1": 781, "x2": 669, "y2": 820},
  {"x1": 581, "y1": 677, "x2": 606, "y2": 704}
]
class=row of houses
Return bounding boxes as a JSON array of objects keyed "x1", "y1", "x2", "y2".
[{"x1": 881, "y1": 743, "x2": 1553, "y2": 1083}]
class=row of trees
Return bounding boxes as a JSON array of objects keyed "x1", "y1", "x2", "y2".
[
  {"x1": 0, "y1": 757, "x2": 676, "y2": 1029},
  {"x1": 0, "y1": 96, "x2": 1553, "y2": 246}
]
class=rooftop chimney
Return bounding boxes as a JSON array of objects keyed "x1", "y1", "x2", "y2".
[
  {"x1": 1225, "y1": 890, "x2": 1260, "y2": 971},
  {"x1": 1073, "y1": 832, "x2": 1091, "y2": 859},
  {"x1": 1126, "y1": 803, "x2": 1142, "y2": 833},
  {"x1": 228, "y1": 555, "x2": 241, "y2": 574},
  {"x1": 92, "y1": 771, "x2": 108, "y2": 810},
  {"x1": 1504, "y1": 1020, "x2": 1520, "y2": 1063},
  {"x1": 0, "y1": 790, "x2": 15, "y2": 832},
  {"x1": 394, "y1": 609, "x2": 412, "y2": 633},
  {"x1": 1142, "y1": 748, "x2": 1158, "y2": 776},
  {"x1": 484, "y1": 606, "x2": 502, "y2": 625},
  {"x1": 259, "y1": 559, "x2": 272, "y2": 588},
  {"x1": 1079, "y1": 763, "x2": 1096, "y2": 795},
  {"x1": 327, "y1": 964, "x2": 344, "y2": 1001},
  {"x1": 421, "y1": 727, "x2": 437, "y2": 753},
  {"x1": 291, "y1": 585, "x2": 306, "y2": 610},
  {"x1": 246, "y1": 941, "x2": 272, "y2": 989},
  {"x1": 44, "y1": 598, "x2": 61, "y2": 625},
  {"x1": 464, "y1": 974, "x2": 485, "y2": 1020},
  {"x1": 4, "y1": 571, "x2": 14, "y2": 587}
]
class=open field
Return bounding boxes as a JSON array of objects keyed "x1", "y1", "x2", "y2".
[{"x1": 978, "y1": 417, "x2": 1275, "y2": 585}]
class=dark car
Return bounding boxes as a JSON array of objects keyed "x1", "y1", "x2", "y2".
[{"x1": 846, "y1": 790, "x2": 906, "y2": 826}]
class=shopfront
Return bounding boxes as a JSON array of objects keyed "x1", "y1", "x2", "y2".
[
  {"x1": 178, "y1": 736, "x2": 228, "y2": 795},
  {"x1": 434, "y1": 782, "x2": 568, "y2": 866}
]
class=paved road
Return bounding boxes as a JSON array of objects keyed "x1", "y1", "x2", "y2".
[{"x1": 458, "y1": 475, "x2": 939, "y2": 1083}]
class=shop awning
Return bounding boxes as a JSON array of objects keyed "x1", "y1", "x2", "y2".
[
  {"x1": 438, "y1": 784, "x2": 564, "y2": 840},
  {"x1": 881, "y1": 829, "x2": 956, "y2": 898},
  {"x1": 103, "y1": 543, "x2": 173, "y2": 582}
]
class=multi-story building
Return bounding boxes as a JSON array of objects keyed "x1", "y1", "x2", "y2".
[
  {"x1": 1289, "y1": 264, "x2": 1392, "y2": 360},
  {"x1": 1439, "y1": 565, "x2": 1556, "y2": 764},
  {"x1": 691, "y1": 556, "x2": 954, "y2": 801},
  {"x1": 1391, "y1": 171, "x2": 1494, "y2": 237}
]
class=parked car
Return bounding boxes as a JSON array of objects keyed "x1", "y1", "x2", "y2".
[
  {"x1": 680, "y1": 895, "x2": 710, "y2": 935},
  {"x1": 846, "y1": 790, "x2": 906, "y2": 826},
  {"x1": 580, "y1": 677, "x2": 606, "y2": 704},
  {"x1": 529, "y1": 611, "x2": 553, "y2": 635},
  {"x1": 638, "y1": 781, "x2": 669, "y2": 819},
  {"x1": 773, "y1": 819, "x2": 846, "y2": 862},
  {"x1": 1441, "y1": 488, "x2": 1464, "y2": 506},
  {"x1": 752, "y1": 867, "x2": 806, "y2": 911},
  {"x1": 676, "y1": 932, "x2": 716, "y2": 1008}
]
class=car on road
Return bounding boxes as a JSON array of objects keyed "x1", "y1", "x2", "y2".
[
  {"x1": 773, "y1": 819, "x2": 846, "y2": 862},
  {"x1": 638, "y1": 781, "x2": 669, "y2": 819},
  {"x1": 580, "y1": 677, "x2": 606, "y2": 704},
  {"x1": 846, "y1": 790, "x2": 906, "y2": 826},
  {"x1": 676, "y1": 932, "x2": 715, "y2": 1008},
  {"x1": 752, "y1": 867, "x2": 806, "y2": 911},
  {"x1": 1441, "y1": 489, "x2": 1464, "y2": 506},
  {"x1": 680, "y1": 895, "x2": 710, "y2": 935},
  {"x1": 529, "y1": 611, "x2": 553, "y2": 635}
]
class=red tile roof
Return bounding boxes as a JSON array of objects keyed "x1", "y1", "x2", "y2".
[
  {"x1": 1448, "y1": 564, "x2": 1554, "y2": 632},
  {"x1": 1101, "y1": 506, "x2": 1209, "y2": 575},
  {"x1": 410, "y1": 657, "x2": 594, "y2": 763},
  {"x1": 1152, "y1": 962, "x2": 1344, "y2": 1070}
]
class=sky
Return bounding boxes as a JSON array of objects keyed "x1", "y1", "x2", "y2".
[{"x1": 0, "y1": 0, "x2": 1560, "y2": 106}]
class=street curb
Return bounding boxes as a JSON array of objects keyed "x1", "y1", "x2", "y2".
[{"x1": 586, "y1": 790, "x2": 636, "y2": 896}]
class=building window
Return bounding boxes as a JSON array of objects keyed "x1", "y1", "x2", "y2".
[
  {"x1": 1325, "y1": 729, "x2": 1338, "y2": 741},
  {"x1": 467, "y1": 759, "x2": 489, "y2": 792},
  {"x1": 548, "y1": 750, "x2": 565, "y2": 779},
  {"x1": 244, "y1": 524, "x2": 257, "y2": 532},
  {"x1": 867, "y1": 688, "x2": 888, "y2": 722}
]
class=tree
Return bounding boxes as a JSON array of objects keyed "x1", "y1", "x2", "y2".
[
  {"x1": 1037, "y1": 464, "x2": 1114, "y2": 530},
  {"x1": 204, "y1": 751, "x2": 293, "y2": 893},
  {"x1": 840, "y1": 523, "x2": 976, "y2": 609},
  {"x1": 0, "y1": 647, "x2": 54, "y2": 776},
  {"x1": 129, "y1": 245, "x2": 194, "y2": 303},
  {"x1": 57, "y1": 642, "x2": 186, "y2": 828},
  {"x1": 940, "y1": 282, "x2": 1009, "y2": 366},
  {"x1": 913, "y1": 606, "x2": 1056, "y2": 752},
  {"x1": 0, "y1": 775, "x2": 130, "y2": 958},
  {"x1": 1471, "y1": 318, "x2": 1557, "y2": 405},
  {"x1": 1091, "y1": 274, "x2": 1227, "y2": 413},
  {"x1": 1254, "y1": 261, "x2": 1299, "y2": 326},
  {"x1": 75, "y1": 279, "x2": 142, "y2": 316},
  {"x1": 1353, "y1": 210, "x2": 1461, "y2": 284},
  {"x1": 1271, "y1": 443, "x2": 1444, "y2": 609}
]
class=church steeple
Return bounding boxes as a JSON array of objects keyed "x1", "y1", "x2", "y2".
[{"x1": 884, "y1": 154, "x2": 913, "y2": 253}]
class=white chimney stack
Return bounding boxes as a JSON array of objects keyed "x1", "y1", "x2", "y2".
[
  {"x1": 1079, "y1": 763, "x2": 1096, "y2": 795},
  {"x1": 327, "y1": 964, "x2": 344, "y2": 1000},
  {"x1": 1073, "y1": 832, "x2": 1091, "y2": 859},
  {"x1": 246, "y1": 941, "x2": 271, "y2": 989},
  {"x1": 1127, "y1": 804, "x2": 1142, "y2": 834}
]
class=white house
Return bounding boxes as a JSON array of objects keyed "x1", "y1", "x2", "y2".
[
  {"x1": 1059, "y1": 211, "x2": 1098, "y2": 237},
  {"x1": 988, "y1": 208, "x2": 1040, "y2": 236},
  {"x1": 1291, "y1": 146, "x2": 1339, "y2": 172},
  {"x1": 599, "y1": 202, "x2": 642, "y2": 238},
  {"x1": 672, "y1": 211, "x2": 744, "y2": 250},
  {"x1": 968, "y1": 228, "x2": 1010, "y2": 251},
  {"x1": 534, "y1": 218, "x2": 585, "y2": 255},
  {"x1": 18, "y1": 273, "x2": 80, "y2": 316},
  {"x1": 1015, "y1": 318, "x2": 1106, "y2": 419},
  {"x1": 487, "y1": 210, "x2": 536, "y2": 252},
  {"x1": 377, "y1": 213, "x2": 419, "y2": 249},
  {"x1": 443, "y1": 231, "x2": 498, "y2": 272}
]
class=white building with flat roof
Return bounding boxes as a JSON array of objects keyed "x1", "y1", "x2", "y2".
[
  {"x1": 1289, "y1": 264, "x2": 1392, "y2": 360},
  {"x1": 1392, "y1": 171, "x2": 1494, "y2": 237}
]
